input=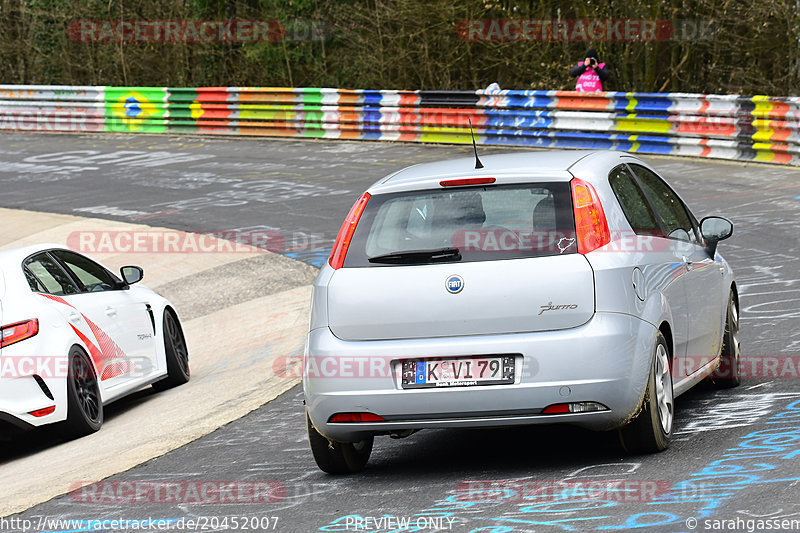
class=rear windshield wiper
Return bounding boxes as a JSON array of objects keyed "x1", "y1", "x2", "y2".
[{"x1": 368, "y1": 247, "x2": 462, "y2": 265}]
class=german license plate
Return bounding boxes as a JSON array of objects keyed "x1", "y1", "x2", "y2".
[{"x1": 401, "y1": 355, "x2": 515, "y2": 389}]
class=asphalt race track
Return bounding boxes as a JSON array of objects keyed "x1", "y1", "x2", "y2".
[
  {"x1": 0, "y1": 134, "x2": 461, "y2": 267},
  {"x1": 2, "y1": 132, "x2": 800, "y2": 533}
]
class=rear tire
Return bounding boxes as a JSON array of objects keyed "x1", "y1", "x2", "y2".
[
  {"x1": 711, "y1": 294, "x2": 741, "y2": 388},
  {"x1": 63, "y1": 347, "x2": 103, "y2": 438},
  {"x1": 152, "y1": 309, "x2": 190, "y2": 391},
  {"x1": 307, "y1": 414, "x2": 373, "y2": 474},
  {"x1": 619, "y1": 332, "x2": 673, "y2": 454}
]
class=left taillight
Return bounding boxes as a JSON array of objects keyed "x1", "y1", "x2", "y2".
[
  {"x1": 571, "y1": 178, "x2": 611, "y2": 254},
  {"x1": 328, "y1": 192, "x2": 371, "y2": 270},
  {"x1": 29, "y1": 405, "x2": 56, "y2": 417},
  {"x1": 0, "y1": 319, "x2": 39, "y2": 348},
  {"x1": 329, "y1": 412, "x2": 386, "y2": 423}
]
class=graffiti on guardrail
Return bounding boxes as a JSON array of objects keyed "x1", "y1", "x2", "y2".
[{"x1": 2, "y1": 85, "x2": 799, "y2": 166}]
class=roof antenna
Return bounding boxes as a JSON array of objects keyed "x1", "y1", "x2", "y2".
[{"x1": 468, "y1": 118, "x2": 484, "y2": 169}]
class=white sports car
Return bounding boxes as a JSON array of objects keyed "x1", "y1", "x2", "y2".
[{"x1": 0, "y1": 244, "x2": 189, "y2": 437}]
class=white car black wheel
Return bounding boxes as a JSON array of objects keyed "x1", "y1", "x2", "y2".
[
  {"x1": 152, "y1": 309, "x2": 190, "y2": 391},
  {"x1": 63, "y1": 347, "x2": 103, "y2": 437}
]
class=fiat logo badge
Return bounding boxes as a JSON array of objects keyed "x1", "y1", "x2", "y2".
[{"x1": 446, "y1": 275, "x2": 464, "y2": 294}]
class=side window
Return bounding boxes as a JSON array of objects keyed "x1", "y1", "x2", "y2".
[
  {"x1": 24, "y1": 253, "x2": 80, "y2": 295},
  {"x1": 629, "y1": 164, "x2": 697, "y2": 243},
  {"x1": 51, "y1": 250, "x2": 120, "y2": 292},
  {"x1": 608, "y1": 165, "x2": 663, "y2": 236},
  {"x1": 24, "y1": 267, "x2": 47, "y2": 292}
]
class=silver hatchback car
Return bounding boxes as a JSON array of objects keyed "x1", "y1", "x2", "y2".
[{"x1": 304, "y1": 150, "x2": 739, "y2": 473}]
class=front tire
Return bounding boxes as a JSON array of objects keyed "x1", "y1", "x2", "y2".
[
  {"x1": 619, "y1": 332, "x2": 673, "y2": 454},
  {"x1": 152, "y1": 309, "x2": 190, "y2": 391},
  {"x1": 711, "y1": 293, "x2": 741, "y2": 388},
  {"x1": 307, "y1": 414, "x2": 373, "y2": 474},
  {"x1": 63, "y1": 347, "x2": 103, "y2": 438}
]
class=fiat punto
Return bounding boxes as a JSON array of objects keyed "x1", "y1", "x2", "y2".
[{"x1": 304, "y1": 150, "x2": 738, "y2": 473}]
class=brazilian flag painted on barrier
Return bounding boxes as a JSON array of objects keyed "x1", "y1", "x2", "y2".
[{"x1": 104, "y1": 87, "x2": 168, "y2": 133}]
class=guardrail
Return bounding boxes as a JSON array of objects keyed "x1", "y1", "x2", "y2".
[{"x1": 2, "y1": 85, "x2": 799, "y2": 166}]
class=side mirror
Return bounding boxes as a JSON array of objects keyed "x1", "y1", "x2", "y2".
[
  {"x1": 700, "y1": 216, "x2": 733, "y2": 257},
  {"x1": 120, "y1": 265, "x2": 144, "y2": 286}
]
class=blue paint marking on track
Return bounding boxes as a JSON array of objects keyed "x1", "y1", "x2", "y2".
[
  {"x1": 284, "y1": 247, "x2": 329, "y2": 267},
  {"x1": 315, "y1": 395, "x2": 800, "y2": 532},
  {"x1": 599, "y1": 396, "x2": 800, "y2": 530}
]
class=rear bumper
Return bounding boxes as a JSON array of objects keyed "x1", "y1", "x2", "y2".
[
  {"x1": 0, "y1": 374, "x2": 67, "y2": 429},
  {"x1": 0, "y1": 344, "x2": 68, "y2": 429},
  {"x1": 304, "y1": 312, "x2": 657, "y2": 442}
]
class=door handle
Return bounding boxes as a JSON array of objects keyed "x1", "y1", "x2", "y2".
[
  {"x1": 105, "y1": 306, "x2": 117, "y2": 317},
  {"x1": 67, "y1": 312, "x2": 81, "y2": 323}
]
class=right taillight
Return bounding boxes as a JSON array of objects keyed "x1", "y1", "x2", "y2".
[
  {"x1": 570, "y1": 178, "x2": 610, "y2": 254},
  {"x1": 1, "y1": 319, "x2": 39, "y2": 348},
  {"x1": 329, "y1": 192, "x2": 371, "y2": 270}
]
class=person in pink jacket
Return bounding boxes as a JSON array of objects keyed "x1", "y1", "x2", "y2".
[{"x1": 569, "y1": 48, "x2": 609, "y2": 92}]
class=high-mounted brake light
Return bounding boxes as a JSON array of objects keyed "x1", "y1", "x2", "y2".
[
  {"x1": 571, "y1": 178, "x2": 611, "y2": 254},
  {"x1": 328, "y1": 192, "x2": 371, "y2": 270},
  {"x1": 439, "y1": 177, "x2": 496, "y2": 187},
  {"x1": 0, "y1": 319, "x2": 39, "y2": 348},
  {"x1": 329, "y1": 412, "x2": 386, "y2": 423}
]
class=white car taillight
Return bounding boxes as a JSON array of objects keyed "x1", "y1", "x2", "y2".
[
  {"x1": 329, "y1": 192, "x2": 371, "y2": 270},
  {"x1": 0, "y1": 319, "x2": 39, "y2": 348}
]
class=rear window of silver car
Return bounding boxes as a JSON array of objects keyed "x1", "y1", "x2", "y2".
[{"x1": 345, "y1": 183, "x2": 577, "y2": 267}]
